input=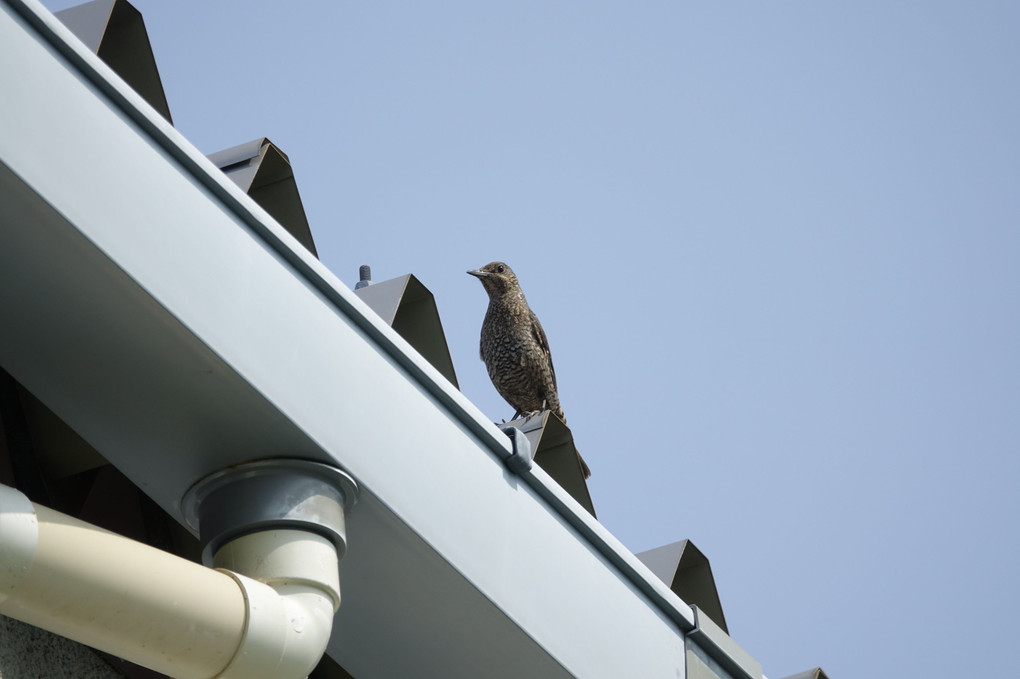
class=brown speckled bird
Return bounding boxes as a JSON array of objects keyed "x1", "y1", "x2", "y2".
[{"x1": 468, "y1": 261, "x2": 590, "y2": 478}]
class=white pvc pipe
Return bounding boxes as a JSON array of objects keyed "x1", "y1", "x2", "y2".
[
  {"x1": 0, "y1": 484, "x2": 340, "y2": 679},
  {"x1": 213, "y1": 530, "x2": 340, "y2": 679},
  {"x1": 0, "y1": 485, "x2": 245, "y2": 678}
]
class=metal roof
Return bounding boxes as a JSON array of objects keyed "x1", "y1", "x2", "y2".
[{"x1": 0, "y1": 1, "x2": 779, "y2": 677}]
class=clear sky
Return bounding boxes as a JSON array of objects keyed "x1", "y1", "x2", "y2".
[{"x1": 42, "y1": 1, "x2": 1020, "y2": 677}]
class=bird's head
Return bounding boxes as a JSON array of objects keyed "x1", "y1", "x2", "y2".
[{"x1": 467, "y1": 261, "x2": 521, "y2": 298}]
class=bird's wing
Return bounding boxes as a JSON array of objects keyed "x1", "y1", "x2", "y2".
[{"x1": 529, "y1": 310, "x2": 557, "y2": 390}]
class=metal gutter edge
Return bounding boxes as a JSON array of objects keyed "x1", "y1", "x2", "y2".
[
  {"x1": 522, "y1": 462, "x2": 697, "y2": 632},
  {"x1": 688, "y1": 607, "x2": 763, "y2": 679},
  {"x1": 5, "y1": 0, "x2": 493, "y2": 446},
  {"x1": 5, "y1": 0, "x2": 696, "y2": 637}
]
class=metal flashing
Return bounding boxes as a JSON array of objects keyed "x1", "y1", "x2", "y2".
[{"x1": 688, "y1": 606, "x2": 763, "y2": 679}]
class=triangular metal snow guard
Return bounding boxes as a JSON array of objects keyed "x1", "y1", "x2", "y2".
[
  {"x1": 56, "y1": 0, "x2": 172, "y2": 124},
  {"x1": 636, "y1": 539, "x2": 728, "y2": 634},
  {"x1": 502, "y1": 411, "x2": 594, "y2": 517},
  {"x1": 207, "y1": 138, "x2": 318, "y2": 257},
  {"x1": 783, "y1": 669, "x2": 831, "y2": 679},
  {"x1": 353, "y1": 273, "x2": 459, "y2": 389}
]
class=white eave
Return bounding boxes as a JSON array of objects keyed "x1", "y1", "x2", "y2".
[{"x1": 0, "y1": 1, "x2": 756, "y2": 677}]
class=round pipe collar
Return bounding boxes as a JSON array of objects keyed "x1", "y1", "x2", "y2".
[{"x1": 182, "y1": 459, "x2": 359, "y2": 565}]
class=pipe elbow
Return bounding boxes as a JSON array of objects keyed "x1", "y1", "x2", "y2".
[
  {"x1": 277, "y1": 587, "x2": 337, "y2": 674},
  {"x1": 214, "y1": 530, "x2": 340, "y2": 679},
  {"x1": 0, "y1": 481, "x2": 350, "y2": 679},
  {"x1": 217, "y1": 575, "x2": 336, "y2": 679}
]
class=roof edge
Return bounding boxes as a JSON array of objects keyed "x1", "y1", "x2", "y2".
[{"x1": 7, "y1": 0, "x2": 704, "y2": 646}]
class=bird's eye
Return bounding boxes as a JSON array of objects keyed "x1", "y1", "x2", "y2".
[{"x1": 497, "y1": 265, "x2": 505, "y2": 273}]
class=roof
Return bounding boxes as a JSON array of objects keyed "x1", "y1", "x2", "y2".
[{"x1": 0, "y1": 1, "x2": 768, "y2": 676}]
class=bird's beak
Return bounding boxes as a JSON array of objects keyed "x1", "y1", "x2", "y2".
[{"x1": 466, "y1": 269, "x2": 488, "y2": 278}]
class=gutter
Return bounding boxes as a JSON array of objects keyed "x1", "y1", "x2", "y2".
[
  {"x1": 0, "y1": 0, "x2": 770, "y2": 673},
  {"x1": 5, "y1": 0, "x2": 696, "y2": 640}
]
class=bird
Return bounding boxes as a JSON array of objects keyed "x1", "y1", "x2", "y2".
[{"x1": 467, "y1": 261, "x2": 590, "y2": 478}]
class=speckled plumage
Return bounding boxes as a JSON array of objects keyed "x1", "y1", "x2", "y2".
[{"x1": 468, "y1": 261, "x2": 590, "y2": 478}]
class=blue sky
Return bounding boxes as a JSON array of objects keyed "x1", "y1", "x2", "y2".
[{"x1": 43, "y1": 1, "x2": 1020, "y2": 677}]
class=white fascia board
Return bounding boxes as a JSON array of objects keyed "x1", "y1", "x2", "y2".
[{"x1": 0, "y1": 1, "x2": 701, "y2": 676}]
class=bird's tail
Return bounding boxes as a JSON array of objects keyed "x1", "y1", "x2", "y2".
[{"x1": 576, "y1": 447, "x2": 591, "y2": 479}]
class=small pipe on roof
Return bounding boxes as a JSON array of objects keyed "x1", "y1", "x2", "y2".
[{"x1": 355, "y1": 264, "x2": 372, "y2": 289}]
